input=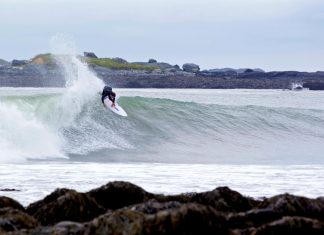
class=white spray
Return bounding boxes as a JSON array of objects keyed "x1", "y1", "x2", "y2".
[{"x1": 0, "y1": 35, "x2": 105, "y2": 162}]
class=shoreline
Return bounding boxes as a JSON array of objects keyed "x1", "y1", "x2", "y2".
[
  {"x1": 1, "y1": 181, "x2": 324, "y2": 234},
  {"x1": 1, "y1": 53, "x2": 324, "y2": 90}
]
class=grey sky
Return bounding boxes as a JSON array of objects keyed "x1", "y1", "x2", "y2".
[{"x1": 1, "y1": 0, "x2": 324, "y2": 71}]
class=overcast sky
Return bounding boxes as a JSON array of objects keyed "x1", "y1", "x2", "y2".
[{"x1": 1, "y1": 0, "x2": 324, "y2": 71}]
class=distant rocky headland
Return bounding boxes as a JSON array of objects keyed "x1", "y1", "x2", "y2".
[
  {"x1": 1, "y1": 181, "x2": 324, "y2": 234},
  {"x1": 1, "y1": 52, "x2": 324, "y2": 90}
]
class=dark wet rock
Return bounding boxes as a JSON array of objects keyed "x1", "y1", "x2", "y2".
[
  {"x1": 182, "y1": 63, "x2": 200, "y2": 73},
  {"x1": 244, "y1": 69, "x2": 254, "y2": 73},
  {"x1": 144, "y1": 203, "x2": 228, "y2": 235},
  {"x1": 304, "y1": 81, "x2": 324, "y2": 90},
  {"x1": 87, "y1": 210, "x2": 145, "y2": 235},
  {"x1": 86, "y1": 203, "x2": 228, "y2": 235},
  {"x1": 83, "y1": 52, "x2": 98, "y2": 58},
  {"x1": 165, "y1": 186, "x2": 257, "y2": 212},
  {"x1": 0, "y1": 196, "x2": 25, "y2": 211},
  {"x1": 257, "y1": 193, "x2": 324, "y2": 221},
  {"x1": 26, "y1": 188, "x2": 75, "y2": 215},
  {"x1": 227, "y1": 209, "x2": 283, "y2": 229},
  {"x1": 112, "y1": 57, "x2": 127, "y2": 64},
  {"x1": 0, "y1": 188, "x2": 21, "y2": 192},
  {"x1": 129, "y1": 200, "x2": 183, "y2": 214},
  {"x1": 251, "y1": 216, "x2": 324, "y2": 235},
  {"x1": 29, "y1": 190, "x2": 105, "y2": 225},
  {"x1": 87, "y1": 181, "x2": 155, "y2": 210},
  {"x1": 0, "y1": 208, "x2": 38, "y2": 232},
  {"x1": 32, "y1": 221, "x2": 85, "y2": 235},
  {"x1": 148, "y1": 59, "x2": 157, "y2": 63},
  {"x1": 191, "y1": 187, "x2": 256, "y2": 212},
  {"x1": 11, "y1": 60, "x2": 29, "y2": 66}
]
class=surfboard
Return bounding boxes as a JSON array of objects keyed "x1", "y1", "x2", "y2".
[{"x1": 103, "y1": 97, "x2": 127, "y2": 117}]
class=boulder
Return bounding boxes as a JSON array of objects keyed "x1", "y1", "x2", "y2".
[
  {"x1": 144, "y1": 203, "x2": 228, "y2": 235},
  {"x1": 227, "y1": 209, "x2": 283, "y2": 229},
  {"x1": 83, "y1": 52, "x2": 98, "y2": 58},
  {"x1": 87, "y1": 210, "x2": 145, "y2": 235},
  {"x1": 29, "y1": 190, "x2": 105, "y2": 225},
  {"x1": 165, "y1": 186, "x2": 256, "y2": 212},
  {"x1": 148, "y1": 59, "x2": 157, "y2": 63},
  {"x1": 32, "y1": 221, "x2": 85, "y2": 235},
  {"x1": 257, "y1": 193, "x2": 324, "y2": 221},
  {"x1": 182, "y1": 63, "x2": 200, "y2": 73},
  {"x1": 112, "y1": 57, "x2": 128, "y2": 64},
  {"x1": 244, "y1": 69, "x2": 254, "y2": 73},
  {"x1": 86, "y1": 203, "x2": 228, "y2": 235},
  {"x1": 0, "y1": 208, "x2": 38, "y2": 232},
  {"x1": 252, "y1": 216, "x2": 324, "y2": 235},
  {"x1": 129, "y1": 200, "x2": 183, "y2": 214},
  {"x1": 0, "y1": 196, "x2": 25, "y2": 211},
  {"x1": 11, "y1": 60, "x2": 28, "y2": 66},
  {"x1": 26, "y1": 188, "x2": 75, "y2": 215},
  {"x1": 87, "y1": 181, "x2": 154, "y2": 210}
]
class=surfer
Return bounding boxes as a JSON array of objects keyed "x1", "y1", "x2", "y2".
[{"x1": 101, "y1": 86, "x2": 116, "y2": 107}]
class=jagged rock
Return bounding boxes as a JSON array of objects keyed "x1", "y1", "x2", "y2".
[
  {"x1": 11, "y1": 60, "x2": 28, "y2": 66},
  {"x1": 257, "y1": 193, "x2": 324, "y2": 221},
  {"x1": 32, "y1": 221, "x2": 85, "y2": 235},
  {"x1": 87, "y1": 181, "x2": 155, "y2": 210},
  {"x1": 83, "y1": 52, "x2": 98, "y2": 58},
  {"x1": 165, "y1": 186, "x2": 256, "y2": 212},
  {"x1": 182, "y1": 63, "x2": 200, "y2": 73},
  {"x1": 86, "y1": 203, "x2": 228, "y2": 235},
  {"x1": 129, "y1": 200, "x2": 183, "y2": 214},
  {"x1": 0, "y1": 196, "x2": 25, "y2": 211},
  {"x1": 251, "y1": 216, "x2": 324, "y2": 235},
  {"x1": 0, "y1": 208, "x2": 38, "y2": 232},
  {"x1": 28, "y1": 190, "x2": 105, "y2": 225},
  {"x1": 227, "y1": 209, "x2": 283, "y2": 229},
  {"x1": 174, "y1": 64, "x2": 180, "y2": 69},
  {"x1": 26, "y1": 188, "x2": 75, "y2": 215},
  {"x1": 112, "y1": 57, "x2": 128, "y2": 64},
  {"x1": 144, "y1": 203, "x2": 228, "y2": 235},
  {"x1": 148, "y1": 59, "x2": 157, "y2": 63},
  {"x1": 87, "y1": 210, "x2": 145, "y2": 235}
]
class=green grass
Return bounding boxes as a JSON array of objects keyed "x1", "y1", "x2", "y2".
[{"x1": 86, "y1": 58, "x2": 159, "y2": 71}]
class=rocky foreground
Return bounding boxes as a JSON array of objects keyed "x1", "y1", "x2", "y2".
[
  {"x1": 1, "y1": 52, "x2": 324, "y2": 89},
  {"x1": 0, "y1": 181, "x2": 324, "y2": 234}
]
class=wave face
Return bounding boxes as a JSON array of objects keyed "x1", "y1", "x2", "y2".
[{"x1": 1, "y1": 87, "x2": 324, "y2": 164}]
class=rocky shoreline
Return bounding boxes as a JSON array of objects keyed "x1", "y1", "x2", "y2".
[
  {"x1": 1, "y1": 181, "x2": 324, "y2": 234},
  {"x1": 1, "y1": 52, "x2": 324, "y2": 90}
]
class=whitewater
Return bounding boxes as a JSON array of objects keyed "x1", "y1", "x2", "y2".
[{"x1": 1, "y1": 54, "x2": 324, "y2": 205}]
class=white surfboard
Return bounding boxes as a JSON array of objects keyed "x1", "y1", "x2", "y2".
[{"x1": 103, "y1": 97, "x2": 127, "y2": 117}]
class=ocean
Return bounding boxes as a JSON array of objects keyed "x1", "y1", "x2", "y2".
[{"x1": 1, "y1": 55, "x2": 324, "y2": 206}]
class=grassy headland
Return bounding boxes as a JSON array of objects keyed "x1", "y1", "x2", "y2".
[
  {"x1": 31, "y1": 54, "x2": 159, "y2": 71},
  {"x1": 86, "y1": 57, "x2": 159, "y2": 71}
]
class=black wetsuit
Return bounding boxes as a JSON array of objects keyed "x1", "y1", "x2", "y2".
[{"x1": 101, "y1": 86, "x2": 116, "y2": 103}]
